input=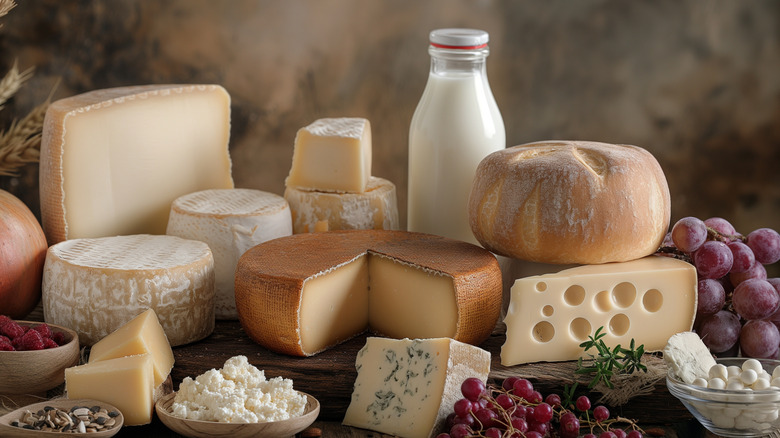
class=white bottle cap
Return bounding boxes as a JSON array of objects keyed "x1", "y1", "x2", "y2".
[{"x1": 429, "y1": 28, "x2": 489, "y2": 49}]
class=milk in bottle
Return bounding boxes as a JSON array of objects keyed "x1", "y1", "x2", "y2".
[{"x1": 407, "y1": 28, "x2": 505, "y2": 244}]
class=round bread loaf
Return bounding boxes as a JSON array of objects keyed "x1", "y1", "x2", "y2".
[{"x1": 468, "y1": 140, "x2": 671, "y2": 264}]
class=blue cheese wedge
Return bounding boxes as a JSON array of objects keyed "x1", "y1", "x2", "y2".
[
  {"x1": 343, "y1": 337, "x2": 491, "y2": 438},
  {"x1": 664, "y1": 331, "x2": 717, "y2": 384}
]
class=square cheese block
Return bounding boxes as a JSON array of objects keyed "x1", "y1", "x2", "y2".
[
  {"x1": 167, "y1": 188, "x2": 293, "y2": 319},
  {"x1": 65, "y1": 354, "x2": 155, "y2": 426},
  {"x1": 88, "y1": 308, "x2": 175, "y2": 387},
  {"x1": 285, "y1": 117, "x2": 372, "y2": 193},
  {"x1": 501, "y1": 255, "x2": 697, "y2": 365},
  {"x1": 343, "y1": 337, "x2": 491, "y2": 438},
  {"x1": 39, "y1": 84, "x2": 234, "y2": 245},
  {"x1": 284, "y1": 176, "x2": 399, "y2": 234},
  {"x1": 235, "y1": 230, "x2": 502, "y2": 356},
  {"x1": 43, "y1": 234, "x2": 216, "y2": 347}
]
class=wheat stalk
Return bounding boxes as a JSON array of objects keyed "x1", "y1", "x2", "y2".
[
  {"x1": 0, "y1": 97, "x2": 48, "y2": 176},
  {"x1": 0, "y1": 0, "x2": 15, "y2": 26},
  {"x1": 0, "y1": 60, "x2": 34, "y2": 111},
  {"x1": 0, "y1": 0, "x2": 51, "y2": 177}
]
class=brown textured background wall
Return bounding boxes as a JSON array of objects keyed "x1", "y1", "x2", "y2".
[{"x1": 1, "y1": 0, "x2": 778, "y2": 241}]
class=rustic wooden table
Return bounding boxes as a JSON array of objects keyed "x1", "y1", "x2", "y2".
[{"x1": 3, "y1": 309, "x2": 728, "y2": 437}]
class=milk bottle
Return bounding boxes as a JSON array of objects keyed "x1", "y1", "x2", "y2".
[{"x1": 407, "y1": 28, "x2": 505, "y2": 245}]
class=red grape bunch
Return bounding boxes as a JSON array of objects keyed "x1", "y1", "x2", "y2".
[
  {"x1": 437, "y1": 377, "x2": 643, "y2": 438},
  {"x1": 659, "y1": 217, "x2": 780, "y2": 358}
]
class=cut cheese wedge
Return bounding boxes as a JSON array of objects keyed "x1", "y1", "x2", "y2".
[
  {"x1": 167, "y1": 188, "x2": 293, "y2": 319},
  {"x1": 235, "y1": 230, "x2": 502, "y2": 356},
  {"x1": 343, "y1": 337, "x2": 491, "y2": 438},
  {"x1": 88, "y1": 309, "x2": 174, "y2": 387},
  {"x1": 284, "y1": 176, "x2": 399, "y2": 234},
  {"x1": 42, "y1": 234, "x2": 215, "y2": 347},
  {"x1": 285, "y1": 117, "x2": 371, "y2": 193},
  {"x1": 501, "y1": 255, "x2": 697, "y2": 365},
  {"x1": 65, "y1": 354, "x2": 155, "y2": 426},
  {"x1": 39, "y1": 84, "x2": 234, "y2": 245}
]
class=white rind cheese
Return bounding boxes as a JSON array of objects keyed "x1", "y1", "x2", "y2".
[
  {"x1": 343, "y1": 337, "x2": 491, "y2": 438},
  {"x1": 664, "y1": 331, "x2": 717, "y2": 384},
  {"x1": 167, "y1": 189, "x2": 292, "y2": 319},
  {"x1": 284, "y1": 176, "x2": 399, "y2": 234},
  {"x1": 39, "y1": 84, "x2": 234, "y2": 245},
  {"x1": 501, "y1": 255, "x2": 697, "y2": 365},
  {"x1": 42, "y1": 234, "x2": 216, "y2": 346},
  {"x1": 285, "y1": 117, "x2": 372, "y2": 193}
]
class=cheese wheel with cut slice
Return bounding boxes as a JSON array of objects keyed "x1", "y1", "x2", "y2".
[
  {"x1": 167, "y1": 188, "x2": 292, "y2": 319},
  {"x1": 468, "y1": 140, "x2": 671, "y2": 264},
  {"x1": 39, "y1": 84, "x2": 234, "y2": 245},
  {"x1": 234, "y1": 230, "x2": 502, "y2": 356},
  {"x1": 42, "y1": 234, "x2": 215, "y2": 346},
  {"x1": 284, "y1": 176, "x2": 399, "y2": 234}
]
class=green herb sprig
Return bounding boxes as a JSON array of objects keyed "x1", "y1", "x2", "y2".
[{"x1": 575, "y1": 326, "x2": 647, "y2": 389}]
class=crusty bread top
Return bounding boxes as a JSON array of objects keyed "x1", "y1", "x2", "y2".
[{"x1": 469, "y1": 140, "x2": 671, "y2": 264}]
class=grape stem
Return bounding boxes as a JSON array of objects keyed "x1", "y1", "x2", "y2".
[{"x1": 706, "y1": 226, "x2": 746, "y2": 243}]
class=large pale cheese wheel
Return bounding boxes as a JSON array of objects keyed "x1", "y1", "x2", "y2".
[
  {"x1": 468, "y1": 140, "x2": 671, "y2": 264},
  {"x1": 166, "y1": 188, "x2": 292, "y2": 319},
  {"x1": 284, "y1": 176, "x2": 399, "y2": 234},
  {"x1": 39, "y1": 84, "x2": 234, "y2": 245},
  {"x1": 42, "y1": 234, "x2": 215, "y2": 346},
  {"x1": 235, "y1": 230, "x2": 502, "y2": 356}
]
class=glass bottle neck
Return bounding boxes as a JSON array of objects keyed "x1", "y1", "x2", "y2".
[{"x1": 429, "y1": 46, "x2": 489, "y2": 76}]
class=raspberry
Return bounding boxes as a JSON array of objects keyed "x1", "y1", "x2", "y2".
[
  {"x1": 51, "y1": 331, "x2": 66, "y2": 346},
  {"x1": 0, "y1": 335, "x2": 10, "y2": 344},
  {"x1": 32, "y1": 323, "x2": 52, "y2": 339},
  {"x1": 0, "y1": 315, "x2": 12, "y2": 326},
  {"x1": 15, "y1": 328, "x2": 45, "y2": 351},
  {"x1": 42, "y1": 337, "x2": 60, "y2": 349},
  {"x1": 0, "y1": 320, "x2": 25, "y2": 339},
  {"x1": 0, "y1": 341, "x2": 13, "y2": 351}
]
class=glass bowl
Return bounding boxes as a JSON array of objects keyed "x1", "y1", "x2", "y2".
[{"x1": 667, "y1": 357, "x2": 780, "y2": 438}]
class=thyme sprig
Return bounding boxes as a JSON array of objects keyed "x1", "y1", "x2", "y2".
[{"x1": 575, "y1": 326, "x2": 647, "y2": 389}]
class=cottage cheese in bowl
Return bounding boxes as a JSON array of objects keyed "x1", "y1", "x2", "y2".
[{"x1": 171, "y1": 355, "x2": 307, "y2": 423}]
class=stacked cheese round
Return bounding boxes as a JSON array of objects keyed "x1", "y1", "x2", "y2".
[
  {"x1": 283, "y1": 117, "x2": 399, "y2": 233},
  {"x1": 284, "y1": 176, "x2": 399, "y2": 233},
  {"x1": 468, "y1": 140, "x2": 671, "y2": 264},
  {"x1": 43, "y1": 234, "x2": 215, "y2": 346},
  {"x1": 167, "y1": 188, "x2": 292, "y2": 319},
  {"x1": 235, "y1": 230, "x2": 502, "y2": 356}
]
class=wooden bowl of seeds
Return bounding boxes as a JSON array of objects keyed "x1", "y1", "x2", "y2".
[
  {"x1": 0, "y1": 398, "x2": 124, "y2": 437},
  {"x1": 0, "y1": 321, "x2": 80, "y2": 394}
]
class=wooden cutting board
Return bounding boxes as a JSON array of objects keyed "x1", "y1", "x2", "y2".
[{"x1": 171, "y1": 320, "x2": 691, "y2": 424}]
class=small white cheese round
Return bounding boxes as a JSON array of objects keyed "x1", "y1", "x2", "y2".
[{"x1": 740, "y1": 369, "x2": 759, "y2": 386}]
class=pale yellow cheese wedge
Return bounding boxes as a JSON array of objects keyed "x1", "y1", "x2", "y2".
[
  {"x1": 39, "y1": 84, "x2": 234, "y2": 245},
  {"x1": 88, "y1": 309, "x2": 174, "y2": 387},
  {"x1": 65, "y1": 354, "x2": 155, "y2": 426},
  {"x1": 285, "y1": 117, "x2": 372, "y2": 193},
  {"x1": 501, "y1": 255, "x2": 697, "y2": 365}
]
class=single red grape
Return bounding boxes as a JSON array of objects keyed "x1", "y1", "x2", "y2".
[
  {"x1": 576, "y1": 395, "x2": 591, "y2": 411},
  {"x1": 461, "y1": 377, "x2": 485, "y2": 402},
  {"x1": 672, "y1": 217, "x2": 708, "y2": 252},
  {"x1": 747, "y1": 228, "x2": 780, "y2": 264},
  {"x1": 697, "y1": 310, "x2": 741, "y2": 353},
  {"x1": 593, "y1": 405, "x2": 610, "y2": 422}
]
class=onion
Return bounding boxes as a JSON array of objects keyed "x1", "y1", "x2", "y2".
[{"x1": 0, "y1": 189, "x2": 48, "y2": 318}]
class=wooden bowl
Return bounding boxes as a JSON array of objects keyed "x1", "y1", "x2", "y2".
[
  {"x1": 0, "y1": 321, "x2": 80, "y2": 394},
  {"x1": 155, "y1": 391, "x2": 320, "y2": 438},
  {"x1": 0, "y1": 398, "x2": 124, "y2": 437}
]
